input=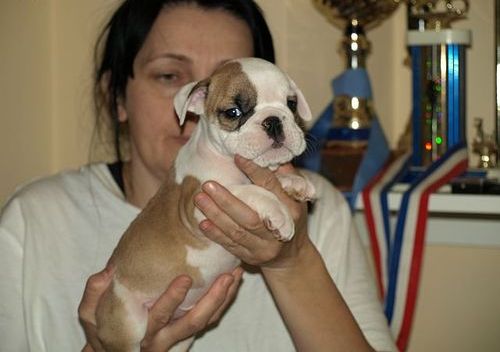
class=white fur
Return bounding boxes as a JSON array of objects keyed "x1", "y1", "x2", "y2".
[
  {"x1": 182, "y1": 242, "x2": 240, "y2": 310},
  {"x1": 173, "y1": 58, "x2": 312, "y2": 241},
  {"x1": 162, "y1": 58, "x2": 315, "y2": 351},
  {"x1": 113, "y1": 278, "x2": 149, "y2": 348}
]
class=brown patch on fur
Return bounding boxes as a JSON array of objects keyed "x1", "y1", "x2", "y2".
[
  {"x1": 203, "y1": 61, "x2": 257, "y2": 131},
  {"x1": 109, "y1": 170, "x2": 206, "y2": 294}
]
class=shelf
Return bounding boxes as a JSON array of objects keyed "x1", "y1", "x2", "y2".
[
  {"x1": 354, "y1": 185, "x2": 500, "y2": 247},
  {"x1": 355, "y1": 185, "x2": 500, "y2": 216}
]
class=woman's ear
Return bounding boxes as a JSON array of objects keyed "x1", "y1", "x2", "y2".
[{"x1": 99, "y1": 71, "x2": 128, "y2": 122}]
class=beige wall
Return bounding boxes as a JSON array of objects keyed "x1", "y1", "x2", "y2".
[
  {"x1": 0, "y1": 0, "x2": 496, "y2": 201},
  {"x1": 361, "y1": 241, "x2": 500, "y2": 352},
  {"x1": 1, "y1": 1, "x2": 499, "y2": 351},
  {"x1": 1, "y1": 1, "x2": 53, "y2": 202},
  {"x1": 409, "y1": 245, "x2": 500, "y2": 352},
  {"x1": 1, "y1": 0, "x2": 121, "y2": 202}
]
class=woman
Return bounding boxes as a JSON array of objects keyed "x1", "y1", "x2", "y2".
[{"x1": 0, "y1": 0, "x2": 396, "y2": 351}]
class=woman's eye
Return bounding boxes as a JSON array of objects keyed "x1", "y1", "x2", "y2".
[
  {"x1": 224, "y1": 107, "x2": 243, "y2": 119},
  {"x1": 287, "y1": 98, "x2": 297, "y2": 112},
  {"x1": 157, "y1": 73, "x2": 178, "y2": 83}
]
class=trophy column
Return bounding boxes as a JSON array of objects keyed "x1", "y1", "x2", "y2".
[
  {"x1": 407, "y1": 1, "x2": 471, "y2": 167},
  {"x1": 408, "y1": 29, "x2": 471, "y2": 167}
]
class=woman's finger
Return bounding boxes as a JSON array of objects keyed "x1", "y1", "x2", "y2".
[
  {"x1": 196, "y1": 183, "x2": 262, "y2": 231},
  {"x1": 149, "y1": 273, "x2": 236, "y2": 350},
  {"x1": 275, "y1": 162, "x2": 296, "y2": 175},
  {"x1": 234, "y1": 155, "x2": 287, "y2": 198},
  {"x1": 194, "y1": 190, "x2": 242, "y2": 232},
  {"x1": 207, "y1": 266, "x2": 244, "y2": 325},
  {"x1": 78, "y1": 267, "x2": 114, "y2": 352},
  {"x1": 81, "y1": 343, "x2": 94, "y2": 352},
  {"x1": 196, "y1": 183, "x2": 272, "y2": 241},
  {"x1": 78, "y1": 267, "x2": 114, "y2": 325},
  {"x1": 200, "y1": 219, "x2": 283, "y2": 266},
  {"x1": 143, "y1": 275, "x2": 193, "y2": 341},
  {"x1": 199, "y1": 219, "x2": 256, "y2": 260}
]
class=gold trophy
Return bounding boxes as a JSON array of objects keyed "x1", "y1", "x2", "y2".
[
  {"x1": 310, "y1": 0, "x2": 401, "y2": 191},
  {"x1": 472, "y1": 117, "x2": 498, "y2": 169},
  {"x1": 407, "y1": 0, "x2": 468, "y2": 30}
]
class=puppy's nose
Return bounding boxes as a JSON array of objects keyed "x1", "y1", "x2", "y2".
[{"x1": 262, "y1": 116, "x2": 284, "y2": 147}]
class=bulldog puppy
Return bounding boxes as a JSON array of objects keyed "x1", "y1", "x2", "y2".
[{"x1": 95, "y1": 58, "x2": 316, "y2": 351}]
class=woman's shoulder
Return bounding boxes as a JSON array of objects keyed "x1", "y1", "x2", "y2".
[
  {"x1": 299, "y1": 169, "x2": 354, "y2": 244},
  {"x1": 3, "y1": 163, "x2": 122, "y2": 211},
  {"x1": 299, "y1": 169, "x2": 350, "y2": 214}
]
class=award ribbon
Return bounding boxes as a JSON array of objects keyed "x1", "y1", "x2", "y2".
[
  {"x1": 362, "y1": 152, "x2": 412, "y2": 298},
  {"x1": 362, "y1": 144, "x2": 468, "y2": 351}
]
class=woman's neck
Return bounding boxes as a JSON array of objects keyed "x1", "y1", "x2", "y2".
[{"x1": 122, "y1": 159, "x2": 163, "y2": 209}]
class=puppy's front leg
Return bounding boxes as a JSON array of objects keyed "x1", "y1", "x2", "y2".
[{"x1": 228, "y1": 185, "x2": 295, "y2": 242}]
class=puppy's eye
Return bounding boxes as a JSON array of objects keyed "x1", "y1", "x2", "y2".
[
  {"x1": 224, "y1": 107, "x2": 243, "y2": 119},
  {"x1": 287, "y1": 98, "x2": 298, "y2": 112}
]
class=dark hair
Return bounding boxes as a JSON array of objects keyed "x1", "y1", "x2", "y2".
[{"x1": 93, "y1": 0, "x2": 275, "y2": 161}]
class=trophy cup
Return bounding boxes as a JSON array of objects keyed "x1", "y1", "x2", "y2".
[
  {"x1": 472, "y1": 117, "x2": 498, "y2": 169},
  {"x1": 309, "y1": 0, "x2": 401, "y2": 192},
  {"x1": 406, "y1": 0, "x2": 471, "y2": 167}
]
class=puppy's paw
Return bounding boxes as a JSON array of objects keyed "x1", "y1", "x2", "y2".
[
  {"x1": 263, "y1": 203, "x2": 295, "y2": 242},
  {"x1": 228, "y1": 184, "x2": 295, "y2": 242},
  {"x1": 276, "y1": 173, "x2": 316, "y2": 202}
]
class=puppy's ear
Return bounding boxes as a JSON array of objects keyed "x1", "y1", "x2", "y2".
[
  {"x1": 287, "y1": 76, "x2": 312, "y2": 122},
  {"x1": 174, "y1": 80, "x2": 209, "y2": 125}
]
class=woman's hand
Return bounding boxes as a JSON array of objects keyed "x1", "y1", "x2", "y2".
[
  {"x1": 193, "y1": 155, "x2": 311, "y2": 269},
  {"x1": 78, "y1": 266, "x2": 243, "y2": 352}
]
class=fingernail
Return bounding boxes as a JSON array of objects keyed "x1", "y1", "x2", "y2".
[
  {"x1": 223, "y1": 276, "x2": 234, "y2": 288},
  {"x1": 233, "y1": 266, "x2": 244, "y2": 278},
  {"x1": 199, "y1": 220, "x2": 211, "y2": 231},
  {"x1": 194, "y1": 193, "x2": 209, "y2": 207},
  {"x1": 203, "y1": 181, "x2": 217, "y2": 194},
  {"x1": 235, "y1": 154, "x2": 250, "y2": 164},
  {"x1": 178, "y1": 276, "x2": 192, "y2": 290},
  {"x1": 103, "y1": 264, "x2": 115, "y2": 277}
]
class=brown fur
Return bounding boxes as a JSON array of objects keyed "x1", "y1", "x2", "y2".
[
  {"x1": 203, "y1": 61, "x2": 258, "y2": 131},
  {"x1": 96, "y1": 285, "x2": 136, "y2": 352},
  {"x1": 110, "y1": 171, "x2": 206, "y2": 293},
  {"x1": 96, "y1": 170, "x2": 207, "y2": 351}
]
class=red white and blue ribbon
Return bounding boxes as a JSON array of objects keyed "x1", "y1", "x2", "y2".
[
  {"x1": 362, "y1": 152, "x2": 412, "y2": 298},
  {"x1": 362, "y1": 144, "x2": 468, "y2": 351}
]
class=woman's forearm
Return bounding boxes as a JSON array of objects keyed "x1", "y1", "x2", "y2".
[{"x1": 261, "y1": 238, "x2": 375, "y2": 352}]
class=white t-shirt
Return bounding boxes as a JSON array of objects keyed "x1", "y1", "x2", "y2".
[{"x1": 0, "y1": 163, "x2": 396, "y2": 351}]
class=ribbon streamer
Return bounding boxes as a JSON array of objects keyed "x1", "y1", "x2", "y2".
[{"x1": 362, "y1": 144, "x2": 468, "y2": 351}]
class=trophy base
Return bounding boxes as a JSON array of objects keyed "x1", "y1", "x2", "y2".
[{"x1": 320, "y1": 144, "x2": 367, "y2": 192}]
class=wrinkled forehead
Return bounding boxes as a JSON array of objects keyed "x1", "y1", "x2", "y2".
[{"x1": 239, "y1": 61, "x2": 293, "y2": 102}]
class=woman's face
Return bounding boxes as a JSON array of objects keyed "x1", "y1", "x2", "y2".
[{"x1": 118, "y1": 4, "x2": 254, "y2": 184}]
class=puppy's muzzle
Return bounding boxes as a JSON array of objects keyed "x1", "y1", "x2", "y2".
[{"x1": 262, "y1": 116, "x2": 284, "y2": 148}]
